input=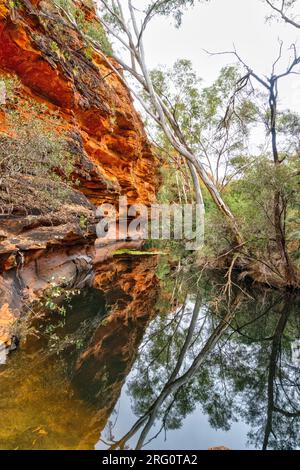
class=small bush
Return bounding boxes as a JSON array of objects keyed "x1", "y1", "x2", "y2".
[
  {"x1": 84, "y1": 22, "x2": 113, "y2": 56},
  {"x1": 0, "y1": 77, "x2": 76, "y2": 212},
  {"x1": 54, "y1": 0, "x2": 113, "y2": 56},
  {"x1": 54, "y1": 0, "x2": 76, "y2": 16}
]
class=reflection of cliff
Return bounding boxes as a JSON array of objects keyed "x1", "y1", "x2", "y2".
[
  {"x1": 74, "y1": 255, "x2": 159, "y2": 448},
  {"x1": 0, "y1": 255, "x2": 158, "y2": 449},
  {"x1": 0, "y1": 237, "x2": 143, "y2": 346}
]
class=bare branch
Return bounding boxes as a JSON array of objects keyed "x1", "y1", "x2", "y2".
[{"x1": 266, "y1": 0, "x2": 300, "y2": 29}]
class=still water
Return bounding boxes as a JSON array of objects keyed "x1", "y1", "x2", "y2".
[{"x1": 0, "y1": 254, "x2": 300, "y2": 450}]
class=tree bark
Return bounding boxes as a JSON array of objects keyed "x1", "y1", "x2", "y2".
[{"x1": 269, "y1": 82, "x2": 296, "y2": 285}]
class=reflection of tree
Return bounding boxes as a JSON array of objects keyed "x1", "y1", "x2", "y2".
[
  {"x1": 102, "y1": 282, "x2": 300, "y2": 450},
  {"x1": 220, "y1": 293, "x2": 300, "y2": 450},
  {"x1": 246, "y1": 295, "x2": 300, "y2": 450},
  {"x1": 104, "y1": 290, "x2": 242, "y2": 449},
  {"x1": 263, "y1": 301, "x2": 292, "y2": 449}
]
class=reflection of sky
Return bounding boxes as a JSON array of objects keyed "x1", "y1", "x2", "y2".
[
  {"x1": 96, "y1": 298, "x2": 257, "y2": 451},
  {"x1": 95, "y1": 293, "x2": 300, "y2": 451},
  {"x1": 292, "y1": 340, "x2": 300, "y2": 366},
  {"x1": 96, "y1": 369, "x2": 255, "y2": 450}
]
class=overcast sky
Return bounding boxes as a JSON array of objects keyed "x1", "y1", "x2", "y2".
[{"x1": 139, "y1": 0, "x2": 300, "y2": 113}]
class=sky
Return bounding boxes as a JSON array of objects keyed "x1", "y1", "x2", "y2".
[
  {"x1": 141, "y1": 0, "x2": 300, "y2": 113},
  {"x1": 96, "y1": 0, "x2": 299, "y2": 114}
]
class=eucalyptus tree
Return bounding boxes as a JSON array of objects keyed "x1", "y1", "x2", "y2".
[
  {"x1": 94, "y1": 1, "x2": 300, "y2": 275},
  {"x1": 207, "y1": 41, "x2": 300, "y2": 285},
  {"x1": 145, "y1": 61, "x2": 257, "y2": 190},
  {"x1": 95, "y1": 0, "x2": 244, "y2": 246},
  {"x1": 265, "y1": 0, "x2": 300, "y2": 29},
  {"x1": 50, "y1": 0, "x2": 300, "y2": 284}
]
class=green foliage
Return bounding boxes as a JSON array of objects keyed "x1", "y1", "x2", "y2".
[
  {"x1": 149, "y1": 60, "x2": 299, "y2": 274},
  {"x1": 277, "y1": 111, "x2": 300, "y2": 157},
  {"x1": 1, "y1": 75, "x2": 20, "y2": 101},
  {"x1": 79, "y1": 214, "x2": 88, "y2": 230},
  {"x1": 54, "y1": 0, "x2": 113, "y2": 55},
  {"x1": 155, "y1": 260, "x2": 171, "y2": 280},
  {"x1": 101, "y1": 0, "x2": 209, "y2": 39},
  {"x1": 84, "y1": 45, "x2": 94, "y2": 60},
  {"x1": 147, "y1": 61, "x2": 256, "y2": 188},
  {"x1": 0, "y1": 77, "x2": 76, "y2": 211},
  {"x1": 148, "y1": 59, "x2": 203, "y2": 146},
  {"x1": 148, "y1": 0, "x2": 199, "y2": 26},
  {"x1": 9, "y1": 0, "x2": 22, "y2": 8},
  {"x1": 50, "y1": 40, "x2": 60, "y2": 54},
  {"x1": 157, "y1": 164, "x2": 183, "y2": 203},
  {"x1": 201, "y1": 154, "x2": 300, "y2": 264},
  {"x1": 38, "y1": 277, "x2": 80, "y2": 317},
  {"x1": 54, "y1": 0, "x2": 77, "y2": 16},
  {"x1": 84, "y1": 22, "x2": 113, "y2": 55}
]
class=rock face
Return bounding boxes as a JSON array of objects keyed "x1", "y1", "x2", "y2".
[
  {"x1": 208, "y1": 446, "x2": 231, "y2": 450},
  {"x1": 0, "y1": 0, "x2": 157, "y2": 206},
  {"x1": 0, "y1": 0, "x2": 159, "y2": 344}
]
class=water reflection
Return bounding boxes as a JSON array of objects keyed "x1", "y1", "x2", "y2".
[
  {"x1": 106, "y1": 287, "x2": 300, "y2": 450},
  {"x1": 0, "y1": 255, "x2": 299, "y2": 450},
  {"x1": 0, "y1": 255, "x2": 158, "y2": 449}
]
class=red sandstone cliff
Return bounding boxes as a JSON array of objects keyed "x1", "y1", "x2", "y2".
[
  {"x1": 0, "y1": 0, "x2": 159, "y2": 345},
  {"x1": 0, "y1": 0, "x2": 157, "y2": 207}
]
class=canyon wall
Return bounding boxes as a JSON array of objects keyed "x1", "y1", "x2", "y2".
[{"x1": 0, "y1": 0, "x2": 159, "y2": 345}]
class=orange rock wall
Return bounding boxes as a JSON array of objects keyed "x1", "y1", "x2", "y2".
[
  {"x1": 0, "y1": 0, "x2": 159, "y2": 344},
  {"x1": 0, "y1": 0, "x2": 158, "y2": 206}
]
